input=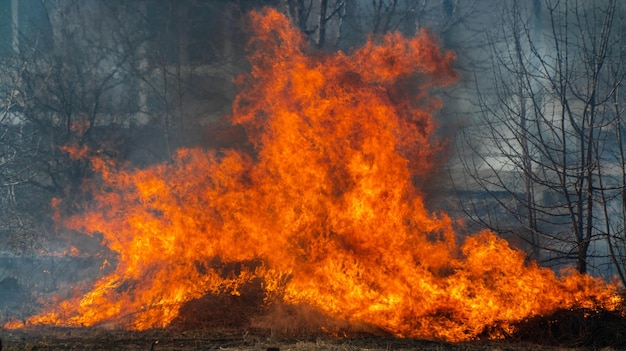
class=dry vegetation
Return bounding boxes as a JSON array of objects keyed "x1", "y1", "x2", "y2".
[
  {"x1": 0, "y1": 327, "x2": 613, "y2": 351},
  {"x1": 2, "y1": 283, "x2": 626, "y2": 350},
  {"x1": 2, "y1": 305, "x2": 626, "y2": 351}
]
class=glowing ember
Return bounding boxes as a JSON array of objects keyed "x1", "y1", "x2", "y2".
[{"x1": 10, "y1": 8, "x2": 621, "y2": 342}]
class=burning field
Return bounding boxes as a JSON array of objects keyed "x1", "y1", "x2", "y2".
[{"x1": 1, "y1": 7, "x2": 624, "y2": 348}]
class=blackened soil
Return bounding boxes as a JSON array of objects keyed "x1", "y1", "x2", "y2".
[{"x1": 0, "y1": 327, "x2": 608, "y2": 351}]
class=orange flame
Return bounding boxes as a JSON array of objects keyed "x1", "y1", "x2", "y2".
[{"x1": 12, "y1": 8, "x2": 621, "y2": 341}]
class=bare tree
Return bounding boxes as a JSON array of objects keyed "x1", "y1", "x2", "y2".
[
  {"x1": 281, "y1": 0, "x2": 347, "y2": 48},
  {"x1": 128, "y1": 0, "x2": 251, "y2": 156},
  {"x1": 598, "y1": 63, "x2": 626, "y2": 284},
  {"x1": 0, "y1": 0, "x2": 273, "y2": 253},
  {"x1": 280, "y1": 0, "x2": 477, "y2": 49},
  {"x1": 0, "y1": 55, "x2": 44, "y2": 253},
  {"x1": 459, "y1": 0, "x2": 626, "y2": 280},
  {"x1": 0, "y1": 0, "x2": 149, "y2": 253}
]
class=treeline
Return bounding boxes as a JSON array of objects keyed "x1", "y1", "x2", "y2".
[{"x1": 0, "y1": 0, "x2": 624, "y2": 286}]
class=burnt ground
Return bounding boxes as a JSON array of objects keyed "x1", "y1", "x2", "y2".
[
  {"x1": 2, "y1": 291, "x2": 626, "y2": 350},
  {"x1": 2, "y1": 256, "x2": 626, "y2": 350},
  {"x1": 0, "y1": 327, "x2": 603, "y2": 351},
  {"x1": 2, "y1": 305, "x2": 626, "y2": 350},
  {"x1": 3, "y1": 308, "x2": 626, "y2": 351}
]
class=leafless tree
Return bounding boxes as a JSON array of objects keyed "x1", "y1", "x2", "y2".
[
  {"x1": 0, "y1": 0, "x2": 149, "y2": 252},
  {"x1": 127, "y1": 0, "x2": 252, "y2": 155},
  {"x1": 0, "y1": 55, "x2": 43, "y2": 253},
  {"x1": 459, "y1": 0, "x2": 626, "y2": 281},
  {"x1": 281, "y1": 0, "x2": 346, "y2": 48},
  {"x1": 0, "y1": 0, "x2": 274, "y2": 253}
]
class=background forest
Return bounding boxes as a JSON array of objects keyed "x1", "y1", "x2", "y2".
[{"x1": 0, "y1": 0, "x2": 624, "y2": 288}]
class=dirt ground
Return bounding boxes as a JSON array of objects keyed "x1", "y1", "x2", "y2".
[{"x1": 0, "y1": 327, "x2": 613, "y2": 351}]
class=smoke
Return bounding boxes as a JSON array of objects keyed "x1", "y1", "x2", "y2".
[{"x1": 3, "y1": 7, "x2": 620, "y2": 343}]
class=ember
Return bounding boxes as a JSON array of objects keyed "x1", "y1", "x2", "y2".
[{"x1": 7, "y1": 8, "x2": 621, "y2": 342}]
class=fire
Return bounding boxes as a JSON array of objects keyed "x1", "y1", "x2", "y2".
[{"x1": 9, "y1": 8, "x2": 621, "y2": 341}]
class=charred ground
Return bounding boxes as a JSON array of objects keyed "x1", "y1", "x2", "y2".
[
  {"x1": 3, "y1": 288, "x2": 625, "y2": 350},
  {"x1": 2, "y1": 255, "x2": 626, "y2": 349},
  {"x1": 1, "y1": 316, "x2": 626, "y2": 351}
]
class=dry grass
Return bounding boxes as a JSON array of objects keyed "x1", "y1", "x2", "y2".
[
  {"x1": 2, "y1": 279, "x2": 625, "y2": 350},
  {"x1": 508, "y1": 308, "x2": 626, "y2": 348},
  {"x1": 1, "y1": 325, "x2": 624, "y2": 351}
]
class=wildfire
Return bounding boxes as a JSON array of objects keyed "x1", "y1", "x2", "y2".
[{"x1": 9, "y1": 8, "x2": 621, "y2": 342}]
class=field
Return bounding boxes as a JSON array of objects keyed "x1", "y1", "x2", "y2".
[
  {"x1": 2, "y1": 253, "x2": 626, "y2": 351},
  {"x1": 0, "y1": 327, "x2": 607, "y2": 351}
]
